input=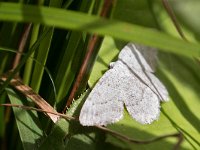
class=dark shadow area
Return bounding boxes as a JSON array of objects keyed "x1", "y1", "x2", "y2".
[{"x1": 66, "y1": 133, "x2": 127, "y2": 150}]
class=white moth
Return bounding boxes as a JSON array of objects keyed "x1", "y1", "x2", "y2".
[{"x1": 79, "y1": 43, "x2": 168, "y2": 126}]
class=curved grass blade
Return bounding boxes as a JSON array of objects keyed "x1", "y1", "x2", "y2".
[{"x1": 0, "y1": 3, "x2": 199, "y2": 57}]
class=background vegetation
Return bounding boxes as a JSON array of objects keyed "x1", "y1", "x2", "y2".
[{"x1": 0, "y1": 0, "x2": 199, "y2": 149}]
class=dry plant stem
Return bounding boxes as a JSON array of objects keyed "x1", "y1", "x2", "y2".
[
  {"x1": 162, "y1": 0, "x2": 187, "y2": 41},
  {"x1": 64, "y1": 0, "x2": 114, "y2": 110},
  {"x1": 5, "y1": 24, "x2": 32, "y2": 125},
  {"x1": 0, "y1": 103, "x2": 183, "y2": 147},
  {"x1": 173, "y1": 133, "x2": 183, "y2": 150},
  {"x1": 97, "y1": 125, "x2": 182, "y2": 146},
  {"x1": 99, "y1": 0, "x2": 114, "y2": 17},
  {"x1": 0, "y1": 75, "x2": 59, "y2": 122},
  {"x1": 65, "y1": 35, "x2": 100, "y2": 108},
  {"x1": 0, "y1": 103, "x2": 74, "y2": 120},
  {"x1": 12, "y1": 24, "x2": 32, "y2": 70}
]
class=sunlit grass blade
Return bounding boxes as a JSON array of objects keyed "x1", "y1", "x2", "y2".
[{"x1": 0, "y1": 2, "x2": 199, "y2": 58}]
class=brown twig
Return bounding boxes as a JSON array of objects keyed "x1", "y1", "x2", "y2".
[
  {"x1": 96, "y1": 125, "x2": 183, "y2": 146},
  {"x1": 65, "y1": 35, "x2": 100, "y2": 109},
  {"x1": 0, "y1": 74, "x2": 59, "y2": 122},
  {"x1": 1, "y1": 103, "x2": 183, "y2": 146},
  {"x1": 173, "y1": 133, "x2": 183, "y2": 150},
  {"x1": 162, "y1": 0, "x2": 187, "y2": 41},
  {"x1": 0, "y1": 103, "x2": 74, "y2": 120},
  {"x1": 64, "y1": 0, "x2": 114, "y2": 111},
  {"x1": 12, "y1": 24, "x2": 32, "y2": 70},
  {"x1": 3, "y1": 24, "x2": 32, "y2": 129}
]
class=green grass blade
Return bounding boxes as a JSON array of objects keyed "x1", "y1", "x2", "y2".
[
  {"x1": 23, "y1": 24, "x2": 40, "y2": 85},
  {"x1": 0, "y1": 2, "x2": 199, "y2": 57},
  {"x1": 0, "y1": 28, "x2": 50, "y2": 94},
  {"x1": 6, "y1": 88, "x2": 44, "y2": 150},
  {"x1": 38, "y1": 119, "x2": 70, "y2": 149},
  {"x1": 0, "y1": 92, "x2": 6, "y2": 137},
  {"x1": 30, "y1": 27, "x2": 54, "y2": 92},
  {"x1": 0, "y1": 46, "x2": 58, "y2": 102},
  {"x1": 53, "y1": 31, "x2": 84, "y2": 103}
]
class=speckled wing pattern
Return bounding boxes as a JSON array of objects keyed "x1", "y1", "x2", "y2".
[
  {"x1": 79, "y1": 65, "x2": 124, "y2": 126},
  {"x1": 79, "y1": 43, "x2": 168, "y2": 126}
]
